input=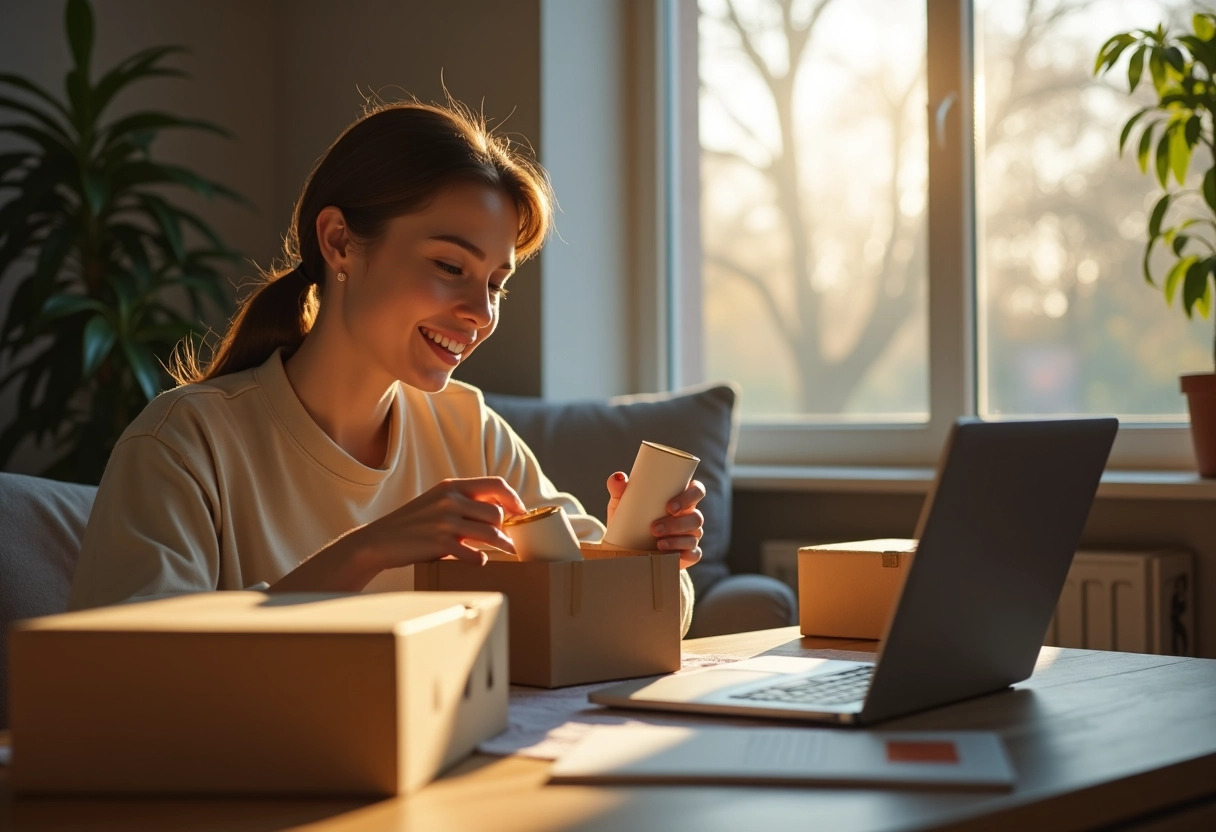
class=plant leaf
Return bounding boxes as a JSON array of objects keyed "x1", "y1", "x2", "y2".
[
  {"x1": 120, "y1": 338, "x2": 161, "y2": 401},
  {"x1": 82, "y1": 313, "x2": 116, "y2": 376},
  {"x1": 1148, "y1": 193, "x2": 1173, "y2": 238},
  {"x1": 42, "y1": 293, "x2": 107, "y2": 321},
  {"x1": 90, "y1": 46, "x2": 188, "y2": 122},
  {"x1": 1137, "y1": 121, "x2": 1157, "y2": 172},
  {"x1": 1170, "y1": 119, "x2": 1193, "y2": 184},
  {"x1": 100, "y1": 111, "x2": 232, "y2": 151},
  {"x1": 1195, "y1": 13, "x2": 1216, "y2": 41},
  {"x1": 0, "y1": 73, "x2": 73, "y2": 124},
  {"x1": 1165, "y1": 255, "x2": 1197, "y2": 304},
  {"x1": 1118, "y1": 108, "x2": 1150, "y2": 155},
  {"x1": 0, "y1": 93, "x2": 74, "y2": 142},
  {"x1": 1182, "y1": 258, "x2": 1214, "y2": 317},
  {"x1": 1155, "y1": 126, "x2": 1172, "y2": 187},
  {"x1": 65, "y1": 0, "x2": 95, "y2": 80}
]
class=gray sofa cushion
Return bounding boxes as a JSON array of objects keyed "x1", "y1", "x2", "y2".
[
  {"x1": 0, "y1": 472, "x2": 97, "y2": 728},
  {"x1": 483, "y1": 382, "x2": 740, "y2": 601}
]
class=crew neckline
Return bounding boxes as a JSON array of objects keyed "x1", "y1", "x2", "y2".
[{"x1": 253, "y1": 349, "x2": 403, "y2": 486}]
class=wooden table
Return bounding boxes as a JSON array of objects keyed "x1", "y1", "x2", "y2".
[{"x1": 3, "y1": 626, "x2": 1216, "y2": 831}]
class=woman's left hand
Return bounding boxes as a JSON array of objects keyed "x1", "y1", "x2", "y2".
[{"x1": 605, "y1": 472, "x2": 705, "y2": 569}]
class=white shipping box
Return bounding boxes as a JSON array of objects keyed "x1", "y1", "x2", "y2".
[{"x1": 8, "y1": 591, "x2": 508, "y2": 796}]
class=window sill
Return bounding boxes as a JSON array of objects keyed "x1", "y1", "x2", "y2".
[{"x1": 732, "y1": 464, "x2": 1216, "y2": 501}]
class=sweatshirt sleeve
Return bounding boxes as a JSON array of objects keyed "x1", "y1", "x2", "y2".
[
  {"x1": 480, "y1": 401, "x2": 696, "y2": 638},
  {"x1": 68, "y1": 433, "x2": 221, "y2": 610}
]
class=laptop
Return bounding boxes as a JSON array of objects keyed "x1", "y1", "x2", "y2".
[{"x1": 590, "y1": 417, "x2": 1119, "y2": 726}]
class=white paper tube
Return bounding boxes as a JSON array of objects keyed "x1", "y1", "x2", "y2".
[
  {"x1": 503, "y1": 505, "x2": 584, "y2": 562},
  {"x1": 602, "y1": 441, "x2": 700, "y2": 551}
]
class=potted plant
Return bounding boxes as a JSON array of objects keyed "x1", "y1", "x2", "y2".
[
  {"x1": 1095, "y1": 12, "x2": 1216, "y2": 476},
  {"x1": 0, "y1": 0, "x2": 246, "y2": 483}
]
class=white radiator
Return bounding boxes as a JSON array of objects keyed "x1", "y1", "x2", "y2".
[{"x1": 760, "y1": 541, "x2": 1195, "y2": 657}]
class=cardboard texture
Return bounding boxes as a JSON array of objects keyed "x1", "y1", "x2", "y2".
[
  {"x1": 799, "y1": 539, "x2": 916, "y2": 639},
  {"x1": 8, "y1": 591, "x2": 508, "y2": 796},
  {"x1": 416, "y1": 543, "x2": 681, "y2": 687}
]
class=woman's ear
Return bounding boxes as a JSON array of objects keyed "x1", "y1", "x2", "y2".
[{"x1": 316, "y1": 206, "x2": 351, "y2": 278}]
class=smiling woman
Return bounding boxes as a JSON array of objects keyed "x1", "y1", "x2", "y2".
[{"x1": 65, "y1": 96, "x2": 700, "y2": 636}]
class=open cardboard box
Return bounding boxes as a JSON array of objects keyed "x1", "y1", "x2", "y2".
[
  {"x1": 799, "y1": 538, "x2": 916, "y2": 640},
  {"x1": 415, "y1": 542, "x2": 682, "y2": 687},
  {"x1": 8, "y1": 591, "x2": 507, "y2": 796}
]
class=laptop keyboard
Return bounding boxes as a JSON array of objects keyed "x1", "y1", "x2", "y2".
[{"x1": 731, "y1": 665, "x2": 875, "y2": 706}]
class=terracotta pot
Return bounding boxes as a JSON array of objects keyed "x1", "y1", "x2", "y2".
[{"x1": 1181, "y1": 372, "x2": 1216, "y2": 477}]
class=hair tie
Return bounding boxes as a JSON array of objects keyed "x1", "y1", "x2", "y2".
[{"x1": 296, "y1": 264, "x2": 318, "y2": 285}]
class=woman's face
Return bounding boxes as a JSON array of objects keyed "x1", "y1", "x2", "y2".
[{"x1": 342, "y1": 182, "x2": 519, "y2": 392}]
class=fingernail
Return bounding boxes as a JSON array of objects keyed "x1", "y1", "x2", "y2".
[
  {"x1": 668, "y1": 500, "x2": 681, "y2": 514},
  {"x1": 653, "y1": 522, "x2": 668, "y2": 535},
  {"x1": 613, "y1": 472, "x2": 627, "y2": 482}
]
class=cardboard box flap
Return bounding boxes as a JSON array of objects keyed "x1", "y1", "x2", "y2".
[{"x1": 12, "y1": 591, "x2": 505, "y2": 635}]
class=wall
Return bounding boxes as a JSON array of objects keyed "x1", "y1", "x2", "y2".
[{"x1": 728, "y1": 488, "x2": 1216, "y2": 659}]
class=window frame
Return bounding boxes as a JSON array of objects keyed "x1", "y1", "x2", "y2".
[{"x1": 656, "y1": 0, "x2": 1197, "y2": 471}]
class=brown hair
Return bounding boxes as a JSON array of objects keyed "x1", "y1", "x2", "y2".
[{"x1": 171, "y1": 97, "x2": 554, "y2": 384}]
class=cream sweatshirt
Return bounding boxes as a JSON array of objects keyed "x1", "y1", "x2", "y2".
[{"x1": 69, "y1": 350, "x2": 694, "y2": 636}]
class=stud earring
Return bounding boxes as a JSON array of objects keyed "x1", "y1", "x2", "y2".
[{"x1": 336, "y1": 272, "x2": 347, "y2": 282}]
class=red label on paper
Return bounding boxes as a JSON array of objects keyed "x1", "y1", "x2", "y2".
[{"x1": 885, "y1": 740, "x2": 960, "y2": 764}]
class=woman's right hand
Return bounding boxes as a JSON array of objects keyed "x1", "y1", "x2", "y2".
[
  {"x1": 357, "y1": 476, "x2": 528, "y2": 569},
  {"x1": 270, "y1": 477, "x2": 526, "y2": 594}
]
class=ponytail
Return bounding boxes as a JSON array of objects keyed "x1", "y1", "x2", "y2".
[{"x1": 169, "y1": 266, "x2": 316, "y2": 385}]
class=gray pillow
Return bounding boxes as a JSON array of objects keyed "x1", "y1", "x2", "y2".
[
  {"x1": 0, "y1": 472, "x2": 97, "y2": 728},
  {"x1": 483, "y1": 382, "x2": 739, "y2": 601}
]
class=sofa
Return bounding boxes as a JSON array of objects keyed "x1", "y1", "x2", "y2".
[{"x1": 0, "y1": 382, "x2": 796, "y2": 728}]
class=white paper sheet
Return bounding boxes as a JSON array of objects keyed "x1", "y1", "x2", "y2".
[{"x1": 549, "y1": 724, "x2": 1016, "y2": 791}]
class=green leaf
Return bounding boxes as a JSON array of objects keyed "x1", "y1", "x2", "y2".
[
  {"x1": 1202, "y1": 168, "x2": 1216, "y2": 214},
  {"x1": 1118, "y1": 108, "x2": 1150, "y2": 155},
  {"x1": 1163, "y1": 45, "x2": 1186, "y2": 74},
  {"x1": 1095, "y1": 33, "x2": 1138, "y2": 76},
  {"x1": 1149, "y1": 47, "x2": 1166, "y2": 92},
  {"x1": 82, "y1": 314, "x2": 116, "y2": 376},
  {"x1": 1137, "y1": 121, "x2": 1156, "y2": 172},
  {"x1": 1155, "y1": 127, "x2": 1172, "y2": 187},
  {"x1": 64, "y1": 68, "x2": 90, "y2": 132},
  {"x1": 0, "y1": 93, "x2": 74, "y2": 141},
  {"x1": 91, "y1": 46, "x2": 188, "y2": 122},
  {"x1": 0, "y1": 122, "x2": 77, "y2": 159},
  {"x1": 65, "y1": 0, "x2": 95, "y2": 79},
  {"x1": 1195, "y1": 13, "x2": 1216, "y2": 41},
  {"x1": 1172, "y1": 234, "x2": 1191, "y2": 255},
  {"x1": 1184, "y1": 113, "x2": 1202, "y2": 147},
  {"x1": 1127, "y1": 45, "x2": 1147, "y2": 91},
  {"x1": 1148, "y1": 193, "x2": 1173, "y2": 238},
  {"x1": 137, "y1": 194, "x2": 185, "y2": 262},
  {"x1": 42, "y1": 293, "x2": 107, "y2": 321},
  {"x1": 0, "y1": 73, "x2": 72, "y2": 124},
  {"x1": 1165, "y1": 255, "x2": 1197, "y2": 303},
  {"x1": 100, "y1": 111, "x2": 232, "y2": 151},
  {"x1": 1170, "y1": 120, "x2": 1192, "y2": 184},
  {"x1": 120, "y1": 338, "x2": 161, "y2": 401},
  {"x1": 1182, "y1": 258, "x2": 1214, "y2": 317}
]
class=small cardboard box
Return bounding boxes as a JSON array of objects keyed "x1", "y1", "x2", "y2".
[
  {"x1": 9, "y1": 591, "x2": 507, "y2": 796},
  {"x1": 799, "y1": 538, "x2": 916, "y2": 639},
  {"x1": 415, "y1": 543, "x2": 681, "y2": 687}
]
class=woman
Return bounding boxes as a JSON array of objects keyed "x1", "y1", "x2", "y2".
[{"x1": 68, "y1": 98, "x2": 702, "y2": 635}]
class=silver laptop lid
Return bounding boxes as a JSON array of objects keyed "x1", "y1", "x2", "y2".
[{"x1": 860, "y1": 417, "x2": 1118, "y2": 723}]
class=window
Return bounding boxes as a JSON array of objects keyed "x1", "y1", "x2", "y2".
[{"x1": 667, "y1": 0, "x2": 1209, "y2": 469}]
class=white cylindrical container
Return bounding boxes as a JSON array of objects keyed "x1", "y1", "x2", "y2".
[
  {"x1": 602, "y1": 441, "x2": 700, "y2": 551},
  {"x1": 503, "y1": 505, "x2": 584, "y2": 562}
]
